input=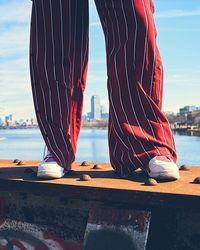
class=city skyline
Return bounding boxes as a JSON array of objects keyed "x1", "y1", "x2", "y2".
[
  {"x1": 1, "y1": 101, "x2": 199, "y2": 124},
  {"x1": 0, "y1": 0, "x2": 200, "y2": 120},
  {"x1": 1, "y1": 103, "x2": 200, "y2": 130}
]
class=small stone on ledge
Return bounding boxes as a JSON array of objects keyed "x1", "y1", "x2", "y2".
[
  {"x1": 145, "y1": 178, "x2": 158, "y2": 186},
  {"x1": 79, "y1": 174, "x2": 91, "y2": 181}
]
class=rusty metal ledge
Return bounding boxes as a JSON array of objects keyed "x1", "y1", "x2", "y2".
[
  {"x1": 0, "y1": 160, "x2": 200, "y2": 210},
  {"x1": 1, "y1": 160, "x2": 200, "y2": 249}
]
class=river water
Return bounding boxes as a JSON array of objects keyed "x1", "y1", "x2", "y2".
[{"x1": 0, "y1": 128, "x2": 199, "y2": 166}]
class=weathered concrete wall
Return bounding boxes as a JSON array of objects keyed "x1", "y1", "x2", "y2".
[
  {"x1": 0, "y1": 191, "x2": 150, "y2": 250},
  {"x1": 1, "y1": 190, "x2": 200, "y2": 250},
  {"x1": 0, "y1": 191, "x2": 86, "y2": 249}
]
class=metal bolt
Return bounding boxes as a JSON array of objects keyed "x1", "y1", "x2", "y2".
[
  {"x1": 179, "y1": 165, "x2": 190, "y2": 171},
  {"x1": 80, "y1": 161, "x2": 89, "y2": 166},
  {"x1": 193, "y1": 177, "x2": 200, "y2": 184},
  {"x1": 93, "y1": 164, "x2": 102, "y2": 169},
  {"x1": 17, "y1": 161, "x2": 25, "y2": 166},
  {"x1": 13, "y1": 159, "x2": 20, "y2": 163}
]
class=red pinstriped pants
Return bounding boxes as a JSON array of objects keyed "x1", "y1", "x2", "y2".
[{"x1": 30, "y1": 0, "x2": 177, "y2": 175}]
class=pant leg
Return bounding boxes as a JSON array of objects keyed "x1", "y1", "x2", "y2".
[
  {"x1": 95, "y1": 0, "x2": 177, "y2": 175},
  {"x1": 30, "y1": 0, "x2": 89, "y2": 170}
]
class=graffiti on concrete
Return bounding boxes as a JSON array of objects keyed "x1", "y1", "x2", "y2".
[
  {"x1": 0, "y1": 219, "x2": 82, "y2": 250},
  {"x1": 0, "y1": 197, "x2": 82, "y2": 250}
]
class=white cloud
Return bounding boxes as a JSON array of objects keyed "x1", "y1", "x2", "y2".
[
  {"x1": 0, "y1": 56, "x2": 31, "y2": 94},
  {"x1": 165, "y1": 70, "x2": 200, "y2": 86},
  {"x1": 0, "y1": 1, "x2": 32, "y2": 118},
  {"x1": 155, "y1": 9, "x2": 200, "y2": 19},
  {"x1": 87, "y1": 73, "x2": 107, "y2": 83},
  {"x1": 163, "y1": 68, "x2": 200, "y2": 113},
  {"x1": 90, "y1": 21, "x2": 101, "y2": 27},
  {"x1": 0, "y1": 26, "x2": 30, "y2": 58},
  {"x1": 3, "y1": 99, "x2": 35, "y2": 120},
  {"x1": 1, "y1": 1, "x2": 199, "y2": 118},
  {"x1": 89, "y1": 9, "x2": 200, "y2": 27},
  {"x1": 89, "y1": 59, "x2": 105, "y2": 64},
  {"x1": 0, "y1": 1, "x2": 31, "y2": 23},
  {"x1": 0, "y1": 54, "x2": 32, "y2": 119}
]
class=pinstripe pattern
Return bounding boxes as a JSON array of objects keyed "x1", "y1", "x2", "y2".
[
  {"x1": 30, "y1": 0, "x2": 177, "y2": 174},
  {"x1": 95, "y1": 0, "x2": 177, "y2": 175},
  {"x1": 30, "y1": 0, "x2": 89, "y2": 170}
]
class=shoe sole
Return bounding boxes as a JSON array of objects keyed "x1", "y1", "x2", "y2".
[
  {"x1": 37, "y1": 171, "x2": 64, "y2": 179},
  {"x1": 149, "y1": 171, "x2": 180, "y2": 180},
  {"x1": 37, "y1": 162, "x2": 64, "y2": 179}
]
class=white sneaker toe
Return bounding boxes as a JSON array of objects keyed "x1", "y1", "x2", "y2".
[
  {"x1": 37, "y1": 161, "x2": 65, "y2": 179},
  {"x1": 148, "y1": 156, "x2": 180, "y2": 180}
]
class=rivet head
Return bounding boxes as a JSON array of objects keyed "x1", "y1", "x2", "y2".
[
  {"x1": 145, "y1": 178, "x2": 158, "y2": 186},
  {"x1": 193, "y1": 177, "x2": 200, "y2": 184},
  {"x1": 92, "y1": 164, "x2": 102, "y2": 169},
  {"x1": 79, "y1": 174, "x2": 91, "y2": 181},
  {"x1": 80, "y1": 161, "x2": 89, "y2": 166},
  {"x1": 13, "y1": 159, "x2": 20, "y2": 163},
  {"x1": 17, "y1": 161, "x2": 25, "y2": 166},
  {"x1": 179, "y1": 165, "x2": 190, "y2": 171}
]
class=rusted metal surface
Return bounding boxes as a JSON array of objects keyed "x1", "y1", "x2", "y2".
[{"x1": 1, "y1": 160, "x2": 200, "y2": 209}]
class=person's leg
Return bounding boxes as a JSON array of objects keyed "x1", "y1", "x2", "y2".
[
  {"x1": 30, "y1": 0, "x2": 89, "y2": 171},
  {"x1": 94, "y1": 0, "x2": 177, "y2": 176}
]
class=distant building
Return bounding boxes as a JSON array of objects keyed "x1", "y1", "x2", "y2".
[
  {"x1": 91, "y1": 95, "x2": 101, "y2": 120},
  {"x1": 179, "y1": 106, "x2": 200, "y2": 125},
  {"x1": 100, "y1": 105, "x2": 105, "y2": 115},
  {"x1": 5, "y1": 114, "x2": 13, "y2": 127},
  {"x1": 179, "y1": 106, "x2": 198, "y2": 116},
  {"x1": 0, "y1": 118, "x2": 3, "y2": 126},
  {"x1": 82, "y1": 114, "x2": 88, "y2": 122},
  {"x1": 100, "y1": 105, "x2": 109, "y2": 119},
  {"x1": 101, "y1": 112, "x2": 109, "y2": 119}
]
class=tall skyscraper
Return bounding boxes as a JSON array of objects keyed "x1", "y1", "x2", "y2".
[
  {"x1": 91, "y1": 95, "x2": 101, "y2": 120},
  {"x1": 5, "y1": 114, "x2": 13, "y2": 127}
]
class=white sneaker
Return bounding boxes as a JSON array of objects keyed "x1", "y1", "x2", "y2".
[
  {"x1": 147, "y1": 156, "x2": 180, "y2": 180},
  {"x1": 37, "y1": 149, "x2": 65, "y2": 179}
]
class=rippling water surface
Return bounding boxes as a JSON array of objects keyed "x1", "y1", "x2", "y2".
[{"x1": 0, "y1": 128, "x2": 199, "y2": 166}]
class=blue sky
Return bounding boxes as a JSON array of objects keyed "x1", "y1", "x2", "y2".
[{"x1": 0, "y1": 0, "x2": 200, "y2": 120}]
